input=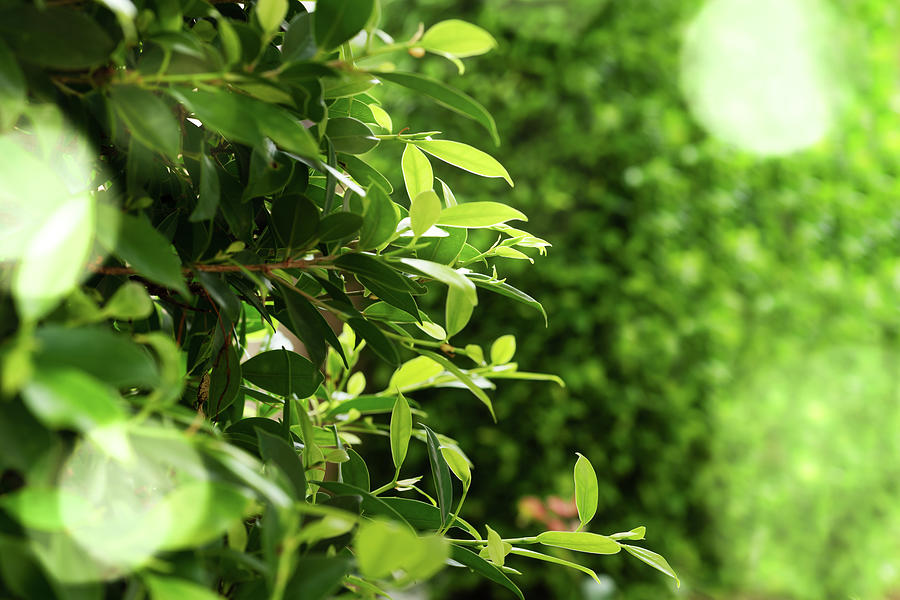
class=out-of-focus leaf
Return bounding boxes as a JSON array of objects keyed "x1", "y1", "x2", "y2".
[
  {"x1": 313, "y1": 0, "x2": 375, "y2": 50},
  {"x1": 109, "y1": 86, "x2": 180, "y2": 159}
]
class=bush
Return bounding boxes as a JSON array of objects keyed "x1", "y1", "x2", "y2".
[{"x1": 0, "y1": 1, "x2": 677, "y2": 599}]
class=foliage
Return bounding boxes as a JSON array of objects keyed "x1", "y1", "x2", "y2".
[
  {"x1": 0, "y1": 1, "x2": 678, "y2": 599},
  {"x1": 380, "y1": 0, "x2": 900, "y2": 598}
]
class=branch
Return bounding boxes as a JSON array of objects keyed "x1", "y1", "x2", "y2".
[{"x1": 90, "y1": 258, "x2": 331, "y2": 276}]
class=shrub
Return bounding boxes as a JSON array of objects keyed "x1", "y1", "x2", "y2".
[{"x1": 0, "y1": 1, "x2": 677, "y2": 599}]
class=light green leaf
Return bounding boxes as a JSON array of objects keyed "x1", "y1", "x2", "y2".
[
  {"x1": 490, "y1": 335, "x2": 516, "y2": 364},
  {"x1": 418, "y1": 350, "x2": 494, "y2": 420},
  {"x1": 109, "y1": 86, "x2": 180, "y2": 159},
  {"x1": 370, "y1": 104, "x2": 392, "y2": 131},
  {"x1": 437, "y1": 201, "x2": 526, "y2": 228},
  {"x1": 13, "y1": 195, "x2": 94, "y2": 322},
  {"x1": 419, "y1": 19, "x2": 497, "y2": 58},
  {"x1": 440, "y1": 446, "x2": 471, "y2": 487},
  {"x1": 102, "y1": 281, "x2": 153, "y2": 320},
  {"x1": 22, "y1": 368, "x2": 125, "y2": 432},
  {"x1": 145, "y1": 574, "x2": 224, "y2": 600},
  {"x1": 536, "y1": 531, "x2": 621, "y2": 555},
  {"x1": 486, "y1": 524, "x2": 506, "y2": 567},
  {"x1": 389, "y1": 394, "x2": 412, "y2": 470},
  {"x1": 446, "y1": 285, "x2": 475, "y2": 338},
  {"x1": 255, "y1": 0, "x2": 287, "y2": 34},
  {"x1": 574, "y1": 453, "x2": 598, "y2": 528},
  {"x1": 621, "y1": 544, "x2": 680, "y2": 587},
  {"x1": 410, "y1": 190, "x2": 442, "y2": 237},
  {"x1": 412, "y1": 140, "x2": 512, "y2": 186},
  {"x1": 508, "y1": 547, "x2": 602, "y2": 586},
  {"x1": 375, "y1": 71, "x2": 499, "y2": 145},
  {"x1": 611, "y1": 526, "x2": 646, "y2": 541},
  {"x1": 389, "y1": 355, "x2": 444, "y2": 392},
  {"x1": 355, "y1": 518, "x2": 447, "y2": 581},
  {"x1": 399, "y1": 258, "x2": 477, "y2": 305},
  {"x1": 402, "y1": 144, "x2": 433, "y2": 202}
]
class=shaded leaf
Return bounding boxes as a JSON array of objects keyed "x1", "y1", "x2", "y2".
[
  {"x1": 242, "y1": 350, "x2": 322, "y2": 397},
  {"x1": 422, "y1": 424, "x2": 452, "y2": 526}
]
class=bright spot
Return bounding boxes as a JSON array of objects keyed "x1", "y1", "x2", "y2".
[{"x1": 680, "y1": 0, "x2": 838, "y2": 156}]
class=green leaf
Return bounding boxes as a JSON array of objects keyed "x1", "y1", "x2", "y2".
[
  {"x1": 342, "y1": 447, "x2": 370, "y2": 491},
  {"x1": 340, "y1": 154, "x2": 393, "y2": 193},
  {"x1": 355, "y1": 518, "x2": 447, "y2": 581},
  {"x1": 467, "y1": 273, "x2": 547, "y2": 325},
  {"x1": 189, "y1": 153, "x2": 220, "y2": 221},
  {"x1": 358, "y1": 185, "x2": 398, "y2": 250},
  {"x1": 440, "y1": 446, "x2": 472, "y2": 488},
  {"x1": 208, "y1": 341, "x2": 243, "y2": 417},
  {"x1": 376, "y1": 71, "x2": 499, "y2": 145},
  {"x1": 282, "y1": 13, "x2": 316, "y2": 62},
  {"x1": 574, "y1": 453, "x2": 599, "y2": 528},
  {"x1": 437, "y1": 202, "x2": 527, "y2": 228},
  {"x1": 399, "y1": 258, "x2": 477, "y2": 305},
  {"x1": 109, "y1": 86, "x2": 180, "y2": 159},
  {"x1": 536, "y1": 531, "x2": 621, "y2": 555},
  {"x1": 422, "y1": 424, "x2": 453, "y2": 527},
  {"x1": 255, "y1": 0, "x2": 287, "y2": 34},
  {"x1": 621, "y1": 544, "x2": 680, "y2": 587},
  {"x1": 410, "y1": 190, "x2": 442, "y2": 237},
  {"x1": 347, "y1": 317, "x2": 400, "y2": 365},
  {"x1": 389, "y1": 394, "x2": 412, "y2": 470},
  {"x1": 13, "y1": 195, "x2": 94, "y2": 322},
  {"x1": 508, "y1": 547, "x2": 602, "y2": 586},
  {"x1": 326, "y1": 117, "x2": 378, "y2": 154},
  {"x1": 450, "y1": 546, "x2": 524, "y2": 600},
  {"x1": 313, "y1": 0, "x2": 374, "y2": 49},
  {"x1": 370, "y1": 104, "x2": 392, "y2": 131},
  {"x1": 418, "y1": 349, "x2": 494, "y2": 420},
  {"x1": 33, "y1": 326, "x2": 160, "y2": 389},
  {"x1": 419, "y1": 19, "x2": 497, "y2": 58},
  {"x1": 100, "y1": 206, "x2": 188, "y2": 295},
  {"x1": 271, "y1": 194, "x2": 319, "y2": 251},
  {"x1": 0, "y1": 6, "x2": 115, "y2": 69},
  {"x1": 490, "y1": 335, "x2": 516, "y2": 364},
  {"x1": 145, "y1": 575, "x2": 224, "y2": 600},
  {"x1": 323, "y1": 72, "x2": 379, "y2": 99},
  {"x1": 285, "y1": 556, "x2": 352, "y2": 600},
  {"x1": 316, "y1": 212, "x2": 363, "y2": 242},
  {"x1": 257, "y1": 429, "x2": 307, "y2": 499},
  {"x1": 244, "y1": 144, "x2": 294, "y2": 200},
  {"x1": 242, "y1": 350, "x2": 322, "y2": 397},
  {"x1": 103, "y1": 281, "x2": 154, "y2": 320},
  {"x1": 22, "y1": 368, "x2": 124, "y2": 433},
  {"x1": 611, "y1": 526, "x2": 646, "y2": 541},
  {"x1": 411, "y1": 140, "x2": 512, "y2": 186},
  {"x1": 335, "y1": 253, "x2": 418, "y2": 292},
  {"x1": 389, "y1": 355, "x2": 444, "y2": 392},
  {"x1": 446, "y1": 285, "x2": 475, "y2": 337},
  {"x1": 486, "y1": 525, "x2": 506, "y2": 566},
  {"x1": 316, "y1": 481, "x2": 412, "y2": 528},
  {"x1": 402, "y1": 144, "x2": 433, "y2": 202},
  {"x1": 0, "y1": 39, "x2": 25, "y2": 130},
  {"x1": 278, "y1": 281, "x2": 346, "y2": 367}
]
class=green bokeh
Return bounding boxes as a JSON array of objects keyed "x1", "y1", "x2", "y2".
[{"x1": 379, "y1": 0, "x2": 900, "y2": 597}]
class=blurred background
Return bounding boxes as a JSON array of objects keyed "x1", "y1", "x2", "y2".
[{"x1": 374, "y1": 0, "x2": 900, "y2": 598}]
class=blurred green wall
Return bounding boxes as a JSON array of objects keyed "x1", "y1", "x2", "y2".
[{"x1": 376, "y1": 1, "x2": 900, "y2": 597}]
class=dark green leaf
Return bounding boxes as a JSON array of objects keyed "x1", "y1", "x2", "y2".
[
  {"x1": 323, "y1": 394, "x2": 397, "y2": 418},
  {"x1": 0, "y1": 6, "x2": 115, "y2": 69},
  {"x1": 189, "y1": 153, "x2": 220, "y2": 221},
  {"x1": 358, "y1": 185, "x2": 398, "y2": 250},
  {"x1": 109, "y1": 86, "x2": 180, "y2": 159},
  {"x1": 317, "y1": 212, "x2": 363, "y2": 242},
  {"x1": 417, "y1": 227, "x2": 467, "y2": 264},
  {"x1": 283, "y1": 13, "x2": 316, "y2": 62},
  {"x1": 272, "y1": 194, "x2": 319, "y2": 251},
  {"x1": 422, "y1": 424, "x2": 452, "y2": 526},
  {"x1": 376, "y1": 71, "x2": 499, "y2": 145},
  {"x1": 209, "y1": 341, "x2": 243, "y2": 418},
  {"x1": 278, "y1": 282, "x2": 346, "y2": 367},
  {"x1": 340, "y1": 154, "x2": 393, "y2": 193},
  {"x1": 244, "y1": 144, "x2": 294, "y2": 200},
  {"x1": 313, "y1": 0, "x2": 375, "y2": 50},
  {"x1": 326, "y1": 117, "x2": 378, "y2": 154},
  {"x1": 335, "y1": 253, "x2": 418, "y2": 292},
  {"x1": 449, "y1": 546, "x2": 524, "y2": 600},
  {"x1": 342, "y1": 447, "x2": 370, "y2": 491},
  {"x1": 316, "y1": 481, "x2": 413, "y2": 530},
  {"x1": 256, "y1": 429, "x2": 307, "y2": 499},
  {"x1": 347, "y1": 317, "x2": 399, "y2": 365},
  {"x1": 362, "y1": 301, "x2": 420, "y2": 323},
  {"x1": 284, "y1": 556, "x2": 352, "y2": 600},
  {"x1": 242, "y1": 350, "x2": 322, "y2": 397},
  {"x1": 0, "y1": 38, "x2": 24, "y2": 130},
  {"x1": 467, "y1": 273, "x2": 547, "y2": 325}
]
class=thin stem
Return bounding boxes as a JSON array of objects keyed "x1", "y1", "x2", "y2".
[
  {"x1": 90, "y1": 257, "x2": 332, "y2": 276},
  {"x1": 438, "y1": 484, "x2": 469, "y2": 535},
  {"x1": 447, "y1": 536, "x2": 538, "y2": 546},
  {"x1": 371, "y1": 468, "x2": 400, "y2": 496}
]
